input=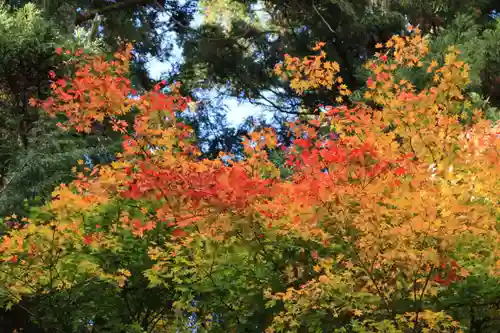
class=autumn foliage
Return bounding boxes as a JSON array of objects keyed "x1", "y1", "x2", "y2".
[{"x1": 1, "y1": 27, "x2": 499, "y2": 332}]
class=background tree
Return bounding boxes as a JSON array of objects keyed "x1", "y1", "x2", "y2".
[
  {"x1": 175, "y1": 0, "x2": 500, "y2": 115},
  {"x1": 0, "y1": 0, "x2": 200, "y2": 216},
  {"x1": 0, "y1": 5, "x2": 98, "y2": 217}
]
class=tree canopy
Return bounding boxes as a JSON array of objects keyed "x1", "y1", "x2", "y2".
[{"x1": 0, "y1": 1, "x2": 499, "y2": 333}]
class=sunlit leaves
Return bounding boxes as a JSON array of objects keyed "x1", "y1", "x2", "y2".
[
  {"x1": 265, "y1": 29, "x2": 499, "y2": 331},
  {"x1": 0, "y1": 28, "x2": 499, "y2": 332},
  {"x1": 274, "y1": 43, "x2": 350, "y2": 98}
]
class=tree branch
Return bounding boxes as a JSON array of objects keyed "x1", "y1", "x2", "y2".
[
  {"x1": 75, "y1": 0, "x2": 163, "y2": 25},
  {"x1": 312, "y1": 2, "x2": 335, "y2": 34}
]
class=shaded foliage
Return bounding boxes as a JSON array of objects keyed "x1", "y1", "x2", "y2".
[{"x1": 177, "y1": 0, "x2": 500, "y2": 116}]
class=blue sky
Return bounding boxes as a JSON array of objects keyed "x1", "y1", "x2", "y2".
[
  {"x1": 145, "y1": 5, "x2": 272, "y2": 126},
  {"x1": 148, "y1": 55, "x2": 263, "y2": 125}
]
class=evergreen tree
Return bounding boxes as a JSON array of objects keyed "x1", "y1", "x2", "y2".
[{"x1": 176, "y1": 0, "x2": 500, "y2": 115}]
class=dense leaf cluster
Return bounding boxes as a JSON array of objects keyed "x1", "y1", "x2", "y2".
[{"x1": 0, "y1": 1, "x2": 499, "y2": 333}]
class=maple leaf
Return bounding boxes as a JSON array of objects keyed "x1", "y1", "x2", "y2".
[
  {"x1": 2, "y1": 30, "x2": 496, "y2": 333},
  {"x1": 83, "y1": 235, "x2": 93, "y2": 245},
  {"x1": 353, "y1": 309, "x2": 363, "y2": 317},
  {"x1": 171, "y1": 229, "x2": 188, "y2": 238},
  {"x1": 312, "y1": 41, "x2": 326, "y2": 51},
  {"x1": 393, "y1": 167, "x2": 407, "y2": 176},
  {"x1": 318, "y1": 275, "x2": 329, "y2": 283}
]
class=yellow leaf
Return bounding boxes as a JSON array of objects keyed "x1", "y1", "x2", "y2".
[
  {"x1": 318, "y1": 275, "x2": 329, "y2": 283},
  {"x1": 118, "y1": 268, "x2": 132, "y2": 277}
]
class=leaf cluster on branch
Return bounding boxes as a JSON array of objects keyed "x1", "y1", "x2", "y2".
[{"x1": 0, "y1": 26, "x2": 498, "y2": 333}]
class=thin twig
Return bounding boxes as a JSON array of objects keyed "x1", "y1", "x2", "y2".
[{"x1": 312, "y1": 2, "x2": 336, "y2": 34}]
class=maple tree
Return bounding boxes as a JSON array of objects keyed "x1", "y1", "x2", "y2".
[{"x1": 0, "y1": 26, "x2": 499, "y2": 332}]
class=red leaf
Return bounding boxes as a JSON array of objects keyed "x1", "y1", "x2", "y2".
[
  {"x1": 393, "y1": 167, "x2": 407, "y2": 176},
  {"x1": 311, "y1": 251, "x2": 319, "y2": 259},
  {"x1": 172, "y1": 229, "x2": 188, "y2": 238},
  {"x1": 83, "y1": 235, "x2": 93, "y2": 245}
]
